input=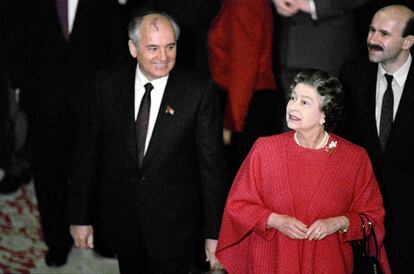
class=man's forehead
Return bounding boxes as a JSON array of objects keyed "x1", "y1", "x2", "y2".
[
  {"x1": 372, "y1": 12, "x2": 404, "y2": 32},
  {"x1": 374, "y1": 7, "x2": 411, "y2": 28},
  {"x1": 142, "y1": 15, "x2": 170, "y2": 31}
]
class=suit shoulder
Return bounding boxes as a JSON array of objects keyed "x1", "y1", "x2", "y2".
[
  {"x1": 340, "y1": 57, "x2": 375, "y2": 77},
  {"x1": 96, "y1": 63, "x2": 134, "y2": 80},
  {"x1": 170, "y1": 66, "x2": 212, "y2": 88}
]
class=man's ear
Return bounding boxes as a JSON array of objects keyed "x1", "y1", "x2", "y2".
[
  {"x1": 402, "y1": 35, "x2": 414, "y2": 50},
  {"x1": 128, "y1": 40, "x2": 138, "y2": 58}
]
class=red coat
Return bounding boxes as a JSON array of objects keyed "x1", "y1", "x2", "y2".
[
  {"x1": 216, "y1": 132, "x2": 390, "y2": 273},
  {"x1": 208, "y1": 0, "x2": 276, "y2": 132}
]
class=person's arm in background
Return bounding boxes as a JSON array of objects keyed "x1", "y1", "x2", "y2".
[
  {"x1": 273, "y1": 0, "x2": 372, "y2": 20},
  {"x1": 208, "y1": 0, "x2": 275, "y2": 143},
  {"x1": 195, "y1": 82, "x2": 228, "y2": 270},
  {"x1": 68, "y1": 72, "x2": 103, "y2": 249}
]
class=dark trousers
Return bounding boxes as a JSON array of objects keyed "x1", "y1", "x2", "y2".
[
  {"x1": 117, "y1": 247, "x2": 192, "y2": 274},
  {"x1": 25, "y1": 86, "x2": 80, "y2": 253},
  {"x1": 30, "y1": 117, "x2": 74, "y2": 253}
]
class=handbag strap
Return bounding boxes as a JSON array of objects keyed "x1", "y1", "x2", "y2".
[
  {"x1": 357, "y1": 214, "x2": 368, "y2": 256},
  {"x1": 359, "y1": 213, "x2": 380, "y2": 259}
]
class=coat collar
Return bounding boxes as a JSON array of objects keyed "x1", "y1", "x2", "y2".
[
  {"x1": 362, "y1": 63, "x2": 382, "y2": 153},
  {"x1": 385, "y1": 62, "x2": 414, "y2": 153},
  {"x1": 142, "y1": 68, "x2": 185, "y2": 168},
  {"x1": 116, "y1": 63, "x2": 137, "y2": 162}
]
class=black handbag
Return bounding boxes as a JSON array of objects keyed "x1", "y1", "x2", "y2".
[{"x1": 352, "y1": 213, "x2": 383, "y2": 274}]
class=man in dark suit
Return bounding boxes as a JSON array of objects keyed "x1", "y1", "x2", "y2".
[
  {"x1": 339, "y1": 5, "x2": 414, "y2": 273},
  {"x1": 272, "y1": 0, "x2": 372, "y2": 130},
  {"x1": 18, "y1": 0, "x2": 125, "y2": 266},
  {"x1": 69, "y1": 12, "x2": 227, "y2": 273}
]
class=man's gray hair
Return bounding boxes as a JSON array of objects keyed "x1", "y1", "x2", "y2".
[{"x1": 128, "y1": 12, "x2": 180, "y2": 46}]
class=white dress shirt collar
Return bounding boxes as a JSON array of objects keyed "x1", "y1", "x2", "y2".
[
  {"x1": 68, "y1": 0, "x2": 79, "y2": 34},
  {"x1": 134, "y1": 65, "x2": 169, "y2": 154},
  {"x1": 375, "y1": 54, "x2": 411, "y2": 134},
  {"x1": 379, "y1": 54, "x2": 412, "y2": 88}
]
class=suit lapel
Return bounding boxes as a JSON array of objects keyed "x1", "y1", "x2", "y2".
[
  {"x1": 386, "y1": 63, "x2": 414, "y2": 152},
  {"x1": 362, "y1": 64, "x2": 382, "y2": 152},
  {"x1": 116, "y1": 64, "x2": 137, "y2": 161},
  {"x1": 142, "y1": 69, "x2": 184, "y2": 167}
]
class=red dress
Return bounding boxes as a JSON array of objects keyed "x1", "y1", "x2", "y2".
[
  {"x1": 216, "y1": 132, "x2": 390, "y2": 273},
  {"x1": 208, "y1": 0, "x2": 276, "y2": 132}
]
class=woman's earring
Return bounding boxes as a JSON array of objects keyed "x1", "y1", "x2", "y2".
[{"x1": 320, "y1": 118, "x2": 325, "y2": 125}]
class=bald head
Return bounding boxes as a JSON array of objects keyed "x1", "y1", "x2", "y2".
[
  {"x1": 127, "y1": 12, "x2": 179, "y2": 80},
  {"x1": 367, "y1": 5, "x2": 414, "y2": 73},
  {"x1": 374, "y1": 5, "x2": 414, "y2": 36},
  {"x1": 128, "y1": 12, "x2": 180, "y2": 46}
]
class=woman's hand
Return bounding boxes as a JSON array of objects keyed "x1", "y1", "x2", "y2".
[
  {"x1": 306, "y1": 216, "x2": 349, "y2": 240},
  {"x1": 267, "y1": 213, "x2": 308, "y2": 239}
]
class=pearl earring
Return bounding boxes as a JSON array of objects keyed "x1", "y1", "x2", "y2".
[{"x1": 320, "y1": 119, "x2": 325, "y2": 125}]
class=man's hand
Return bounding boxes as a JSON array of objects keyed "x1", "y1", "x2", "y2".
[
  {"x1": 223, "y1": 128, "x2": 232, "y2": 145},
  {"x1": 267, "y1": 213, "x2": 308, "y2": 239},
  {"x1": 296, "y1": 0, "x2": 311, "y2": 14},
  {"x1": 205, "y1": 239, "x2": 223, "y2": 271},
  {"x1": 272, "y1": 0, "x2": 299, "y2": 17},
  {"x1": 70, "y1": 225, "x2": 94, "y2": 248}
]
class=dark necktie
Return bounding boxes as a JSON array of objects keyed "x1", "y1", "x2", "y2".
[
  {"x1": 136, "y1": 83, "x2": 153, "y2": 166},
  {"x1": 56, "y1": 0, "x2": 69, "y2": 40},
  {"x1": 379, "y1": 74, "x2": 394, "y2": 152}
]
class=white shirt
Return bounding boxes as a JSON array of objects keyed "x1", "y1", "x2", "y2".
[
  {"x1": 68, "y1": 0, "x2": 79, "y2": 34},
  {"x1": 375, "y1": 54, "x2": 412, "y2": 135},
  {"x1": 134, "y1": 65, "x2": 168, "y2": 154},
  {"x1": 309, "y1": 0, "x2": 317, "y2": 20}
]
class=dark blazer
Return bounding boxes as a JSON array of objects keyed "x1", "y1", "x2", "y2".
[
  {"x1": 339, "y1": 58, "x2": 414, "y2": 273},
  {"x1": 278, "y1": 0, "x2": 371, "y2": 74},
  {"x1": 69, "y1": 64, "x2": 228, "y2": 260}
]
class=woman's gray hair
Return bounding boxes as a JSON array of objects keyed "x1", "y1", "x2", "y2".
[
  {"x1": 128, "y1": 11, "x2": 180, "y2": 46},
  {"x1": 290, "y1": 69, "x2": 344, "y2": 131}
]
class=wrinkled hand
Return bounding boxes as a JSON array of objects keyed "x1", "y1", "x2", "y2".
[
  {"x1": 70, "y1": 225, "x2": 94, "y2": 248},
  {"x1": 306, "y1": 216, "x2": 348, "y2": 240},
  {"x1": 268, "y1": 213, "x2": 308, "y2": 239},
  {"x1": 205, "y1": 239, "x2": 223, "y2": 271},
  {"x1": 272, "y1": 0, "x2": 299, "y2": 17}
]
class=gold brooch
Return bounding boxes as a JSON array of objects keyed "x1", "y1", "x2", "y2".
[{"x1": 325, "y1": 140, "x2": 337, "y2": 154}]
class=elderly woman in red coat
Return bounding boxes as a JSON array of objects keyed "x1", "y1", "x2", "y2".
[{"x1": 215, "y1": 70, "x2": 390, "y2": 273}]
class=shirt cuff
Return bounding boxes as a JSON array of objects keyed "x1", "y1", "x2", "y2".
[{"x1": 309, "y1": 0, "x2": 317, "y2": 20}]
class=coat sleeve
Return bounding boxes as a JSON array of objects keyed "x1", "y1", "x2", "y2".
[
  {"x1": 196, "y1": 82, "x2": 229, "y2": 239},
  {"x1": 338, "y1": 148, "x2": 391, "y2": 274},
  {"x1": 208, "y1": 0, "x2": 275, "y2": 132},
  {"x1": 68, "y1": 72, "x2": 102, "y2": 225},
  {"x1": 217, "y1": 140, "x2": 277, "y2": 248}
]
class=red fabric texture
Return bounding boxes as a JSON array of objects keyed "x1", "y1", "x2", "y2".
[
  {"x1": 216, "y1": 132, "x2": 390, "y2": 274},
  {"x1": 208, "y1": 0, "x2": 276, "y2": 132}
]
